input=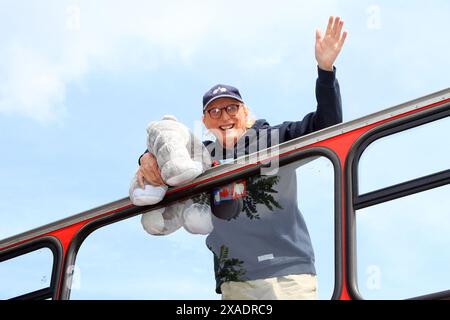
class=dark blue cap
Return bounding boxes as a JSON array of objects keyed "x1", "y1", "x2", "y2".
[{"x1": 202, "y1": 84, "x2": 244, "y2": 111}]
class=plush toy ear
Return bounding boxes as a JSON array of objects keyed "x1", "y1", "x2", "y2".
[
  {"x1": 161, "y1": 115, "x2": 178, "y2": 121},
  {"x1": 146, "y1": 121, "x2": 157, "y2": 135},
  {"x1": 146, "y1": 115, "x2": 178, "y2": 134}
]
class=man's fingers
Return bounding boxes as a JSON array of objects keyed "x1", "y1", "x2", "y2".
[
  {"x1": 336, "y1": 20, "x2": 344, "y2": 38},
  {"x1": 151, "y1": 172, "x2": 164, "y2": 186},
  {"x1": 156, "y1": 168, "x2": 165, "y2": 185},
  {"x1": 338, "y1": 31, "x2": 348, "y2": 49},
  {"x1": 325, "y1": 16, "x2": 333, "y2": 36},
  {"x1": 332, "y1": 16, "x2": 341, "y2": 37},
  {"x1": 316, "y1": 28, "x2": 322, "y2": 39},
  {"x1": 143, "y1": 171, "x2": 159, "y2": 186},
  {"x1": 315, "y1": 28, "x2": 322, "y2": 43},
  {"x1": 141, "y1": 166, "x2": 165, "y2": 186},
  {"x1": 138, "y1": 171, "x2": 145, "y2": 189}
]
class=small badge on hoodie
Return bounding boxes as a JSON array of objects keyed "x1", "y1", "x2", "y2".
[{"x1": 213, "y1": 180, "x2": 247, "y2": 205}]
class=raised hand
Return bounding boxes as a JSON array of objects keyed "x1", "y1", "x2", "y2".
[{"x1": 315, "y1": 16, "x2": 348, "y2": 71}]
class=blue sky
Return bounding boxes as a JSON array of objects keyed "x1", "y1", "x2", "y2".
[{"x1": 0, "y1": 1, "x2": 449, "y2": 299}]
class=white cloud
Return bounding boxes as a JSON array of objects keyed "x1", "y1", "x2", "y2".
[
  {"x1": 0, "y1": 1, "x2": 211, "y2": 123},
  {"x1": 0, "y1": 45, "x2": 68, "y2": 123}
]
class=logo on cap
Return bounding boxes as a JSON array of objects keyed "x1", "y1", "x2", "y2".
[{"x1": 213, "y1": 86, "x2": 227, "y2": 95}]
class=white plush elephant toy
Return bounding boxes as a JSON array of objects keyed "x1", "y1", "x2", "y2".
[{"x1": 129, "y1": 115, "x2": 213, "y2": 235}]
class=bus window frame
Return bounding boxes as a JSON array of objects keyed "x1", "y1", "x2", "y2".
[
  {"x1": 0, "y1": 236, "x2": 63, "y2": 300},
  {"x1": 346, "y1": 103, "x2": 450, "y2": 300},
  {"x1": 61, "y1": 147, "x2": 343, "y2": 300}
]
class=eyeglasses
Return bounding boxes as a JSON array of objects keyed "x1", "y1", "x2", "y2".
[{"x1": 205, "y1": 104, "x2": 240, "y2": 119}]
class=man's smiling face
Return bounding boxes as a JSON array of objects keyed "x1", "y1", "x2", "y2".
[{"x1": 202, "y1": 97, "x2": 249, "y2": 149}]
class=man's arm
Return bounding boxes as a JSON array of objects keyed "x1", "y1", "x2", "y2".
[
  {"x1": 312, "y1": 16, "x2": 346, "y2": 129},
  {"x1": 279, "y1": 66, "x2": 342, "y2": 141},
  {"x1": 278, "y1": 16, "x2": 347, "y2": 141},
  {"x1": 306, "y1": 66, "x2": 343, "y2": 131}
]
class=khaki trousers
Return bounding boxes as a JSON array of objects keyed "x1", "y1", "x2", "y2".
[{"x1": 221, "y1": 274, "x2": 317, "y2": 300}]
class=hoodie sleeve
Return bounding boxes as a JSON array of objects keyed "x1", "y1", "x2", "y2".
[{"x1": 277, "y1": 66, "x2": 343, "y2": 142}]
